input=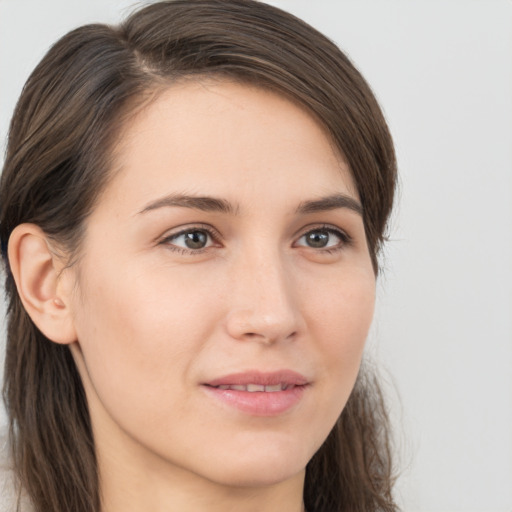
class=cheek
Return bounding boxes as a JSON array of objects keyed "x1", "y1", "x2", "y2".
[
  {"x1": 70, "y1": 259, "x2": 219, "y2": 424},
  {"x1": 306, "y1": 262, "x2": 375, "y2": 349},
  {"x1": 304, "y1": 267, "x2": 375, "y2": 411}
]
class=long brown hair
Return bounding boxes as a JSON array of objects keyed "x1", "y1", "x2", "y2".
[{"x1": 0, "y1": 1, "x2": 398, "y2": 510}]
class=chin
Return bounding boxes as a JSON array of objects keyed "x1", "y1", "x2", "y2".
[
  {"x1": 205, "y1": 461, "x2": 306, "y2": 489},
  {"x1": 193, "y1": 435, "x2": 314, "y2": 488}
]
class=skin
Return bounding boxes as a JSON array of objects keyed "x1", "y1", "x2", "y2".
[{"x1": 12, "y1": 81, "x2": 376, "y2": 512}]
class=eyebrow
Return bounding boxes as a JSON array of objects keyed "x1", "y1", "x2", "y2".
[
  {"x1": 296, "y1": 194, "x2": 363, "y2": 216},
  {"x1": 138, "y1": 194, "x2": 237, "y2": 215},
  {"x1": 138, "y1": 192, "x2": 362, "y2": 216}
]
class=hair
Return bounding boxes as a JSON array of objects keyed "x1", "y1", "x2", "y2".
[{"x1": 0, "y1": 1, "x2": 398, "y2": 511}]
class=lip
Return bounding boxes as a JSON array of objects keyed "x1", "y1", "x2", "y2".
[
  {"x1": 202, "y1": 370, "x2": 310, "y2": 417},
  {"x1": 205, "y1": 370, "x2": 309, "y2": 388}
]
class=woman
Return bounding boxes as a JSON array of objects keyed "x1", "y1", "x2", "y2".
[{"x1": 0, "y1": 1, "x2": 397, "y2": 511}]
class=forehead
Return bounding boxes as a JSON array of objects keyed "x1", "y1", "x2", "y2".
[{"x1": 101, "y1": 80, "x2": 357, "y2": 214}]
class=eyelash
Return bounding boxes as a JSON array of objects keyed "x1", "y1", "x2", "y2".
[
  {"x1": 295, "y1": 225, "x2": 352, "y2": 254},
  {"x1": 159, "y1": 224, "x2": 352, "y2": 255},
  {"x1": 160, "y1": 224, "x2": 221, "y2": 255}
]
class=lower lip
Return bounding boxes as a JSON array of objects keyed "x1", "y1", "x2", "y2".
[{"x1": 202, "y1": 385, "x2": 307, "y2": 416}]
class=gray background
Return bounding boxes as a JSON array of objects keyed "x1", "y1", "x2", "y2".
[{"x1": 1, "y1": 1, "x2": 511, "y2": 510}]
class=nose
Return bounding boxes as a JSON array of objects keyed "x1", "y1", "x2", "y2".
[{"x1": 225, "y1": 249, "x2": 302, "y2": 345}]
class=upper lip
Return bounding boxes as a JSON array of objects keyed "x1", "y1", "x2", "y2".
[{"x1": 204, "y1": 370, "x2": 309, "y2": 388}]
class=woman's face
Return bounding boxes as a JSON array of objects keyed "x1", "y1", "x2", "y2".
[{"x1": 66, "y1": 81, "x2": 376, "y2": 489}]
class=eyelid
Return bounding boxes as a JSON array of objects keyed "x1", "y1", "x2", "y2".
[
  {"x1": 157, "y1": 222, "x2": 351, "y2": 254},
  {"x1": 158, "y1": 223, "x2": 223, "y2": 252},
  {"x1": 293, "y1": 223, "x2": 352, "y2": 250}
]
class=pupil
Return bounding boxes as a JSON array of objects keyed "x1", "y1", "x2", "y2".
[
  {"x1": 307, "y1": 231, "x2": 328, "y2": 248},
  {"x1": 185, "y1": 231, "x2": 207, "y2": 249}
]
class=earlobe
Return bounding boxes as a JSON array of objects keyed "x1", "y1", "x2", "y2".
[{"x1": 8, "y1": 224, "x2": 77, "y2": 345}]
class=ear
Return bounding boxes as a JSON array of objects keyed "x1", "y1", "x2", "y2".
[{"x1": 8, "y1": 224, "x2": 77, "y2": 344}]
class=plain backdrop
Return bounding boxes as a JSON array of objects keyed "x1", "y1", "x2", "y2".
[{"x1": 1, "y1": 1, "x2": 511, "y2": 511}]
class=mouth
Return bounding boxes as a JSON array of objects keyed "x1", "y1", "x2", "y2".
[
  {"x1": 201, "y1": 370, "x2": 309, "y2": 416},
  {"x1": 207, "y1": 383, "x2": 298, "y2": 392}
]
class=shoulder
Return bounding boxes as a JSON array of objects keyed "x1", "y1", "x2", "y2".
[{"x1": 0, "y1": 427, "x2": 34, "y2": 512}]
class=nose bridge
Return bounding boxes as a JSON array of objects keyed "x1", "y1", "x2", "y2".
[{"x1": 226, "y1": 241, "x2": 300, "y2": 343}]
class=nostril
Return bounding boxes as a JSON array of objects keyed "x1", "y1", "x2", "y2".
[
  {"x1": 225, "y1": 308, "x2": 300, "y2": 344},
  {"x1": 241, "y1": 332, "x2": 273, "y2": 344}
]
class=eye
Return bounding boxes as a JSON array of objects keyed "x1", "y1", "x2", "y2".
[
  {"x1": 162, "y1": 227, "x2": 217, "y2": 253},
  {"x1": 295, "y1": 226, "x2": 349, "y2": 251}
]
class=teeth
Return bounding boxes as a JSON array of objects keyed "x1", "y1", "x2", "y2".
[
  {"x1": 215, "y1": 383, "x2": 289, "y2": 392},
  {"x1": 264, "y1": 384, "x2": 283, "y2": 392},
  {"x1": 247, "y1": 384, "x2": 265, "y2": 392}
]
